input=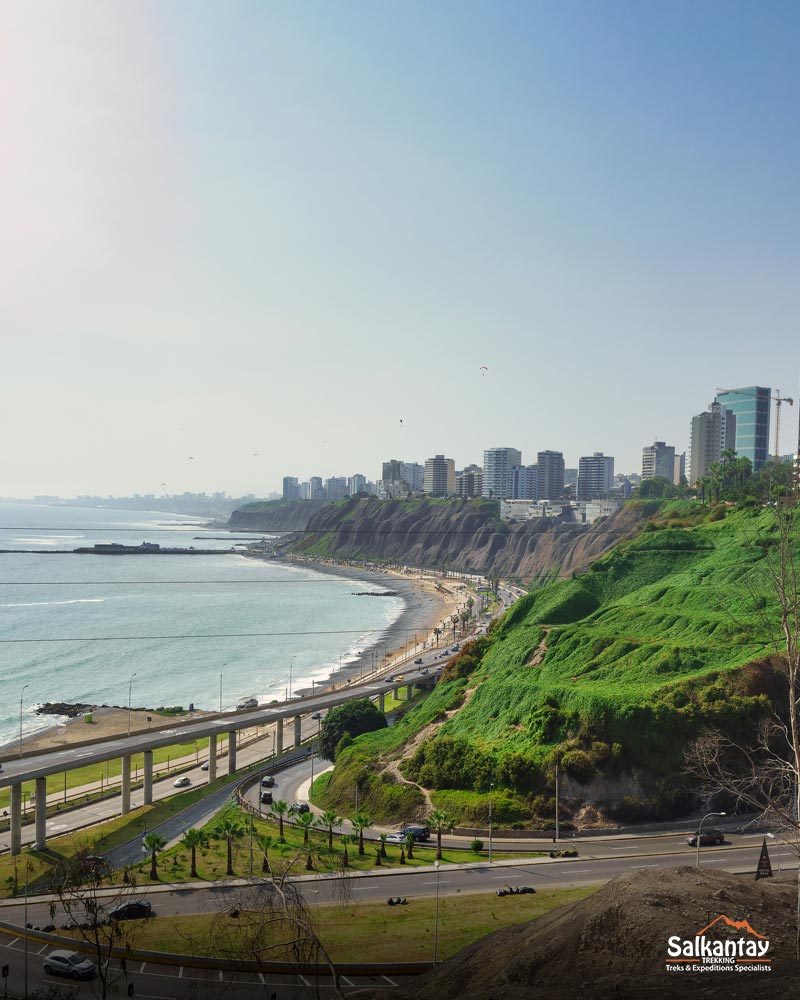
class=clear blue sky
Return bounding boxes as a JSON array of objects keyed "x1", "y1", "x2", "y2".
[{"x1": 3, "y1": 1, "x2": 798, "y2": 496}]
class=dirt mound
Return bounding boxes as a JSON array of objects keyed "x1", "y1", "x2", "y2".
[{"x1": 362, "y1": 867, "x2": 799, "y2": 1000}]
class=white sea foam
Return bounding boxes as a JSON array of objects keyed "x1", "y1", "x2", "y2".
[{"x1": 0, "y1": 598, "x2": 106, "y2": 608}]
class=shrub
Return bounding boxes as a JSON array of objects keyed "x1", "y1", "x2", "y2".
[
  {"x1": 560, "y1": 749, "x2": 595, "y2": 785},
  {"x1": 320, "y1": 698, "x2": 386, "y2": 761},
  {"x1": 470, "y1": 839, "x2": 484, "y2": 853}
]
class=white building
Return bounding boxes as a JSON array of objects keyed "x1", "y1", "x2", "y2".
[{"x1": 482, "y1": 447, "x2": 522, "y2": 499}]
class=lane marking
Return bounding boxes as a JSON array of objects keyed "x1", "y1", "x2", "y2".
[
  {"x1": 140, "y1": 962, "x2": 147, "y2": 973},
  {"x1": 566, "y1": 869, "x2": 593, "y2": 873},
  {"x1": 340, "y1": 975, "x2": 355, "y2": 986},
  {"x1": 258, "y1": 973, "x2": 266, "y2": 984},
  {"x1": 630, "y1": 864, "x2": 658, "y2": 869},
  {"x1": 6, "y1": 938, "x2": 19, "y2": 948},
  {"x1": 178, "y1": 966, "x2": 183, "y2": 978},
  {"x1": 420, "y1": 880, "x2": 452, "y2": 885},
  {"x1": 382, "y1": 975, "x2": 398, "y2": 986},
  {"x1": 218, "y1": 970, "x2": 224, "y2": 981},
  {"x1": 300, "y1": 975, "x2": 312, "y2": 986},
  {"x1": 37, "y1": 944, "x2": 49, "y2": 954}
]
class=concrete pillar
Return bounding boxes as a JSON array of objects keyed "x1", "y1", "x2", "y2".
[
  {"x1": 378, "y1": 692, "x2": 385, "y2": 712},
  {"x1": 143, "y1": 750, "x2": 153, "y2": 806},
  {"x1": 10, "y1": 783, "x2": 22, "y2": 857},
  {"x1": 208, "y1": 734, "x2": 217, "y2": 782},
  {"x1": 228, "y1": 730, "x2": 237, "y2": 774},
  {"x1": 121, "y1": 755, "x2": 131, "y2": 815},
  {"x1": 406, "y1": 684, "x2": 413, "y2": 701},
  {"x1": 276, "y1": 718, "x2": 284, "y2": 755},
  {"x1": 34, "y1": 776, "x2": 47, "y2": 849},
  {"x1": 293, "y1": 715, "x2": 302, "y2": 749}
]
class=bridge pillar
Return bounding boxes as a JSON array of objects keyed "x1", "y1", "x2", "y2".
[
  {"x1": 208, "y1": 734, "x2": 217, "y2": 782},
  {"x1": 406, "y1": 684, "x2": 413, "y2": 701},
  {"x1": 10, "y1": 783, "x2": 22, "y2": 857},
  {"x1": 228, "y1": 730, "x2": 237, "y2": 774},
  {"x1": 143, "y1": 750, "x2": 153, "y2": 805},
  {"x1": 293, "y1": 715, "x2": 302, "y2": 749},
  {"x1": 121, "y1": 755, "x2": 131, "y2": 815},
  {"x1": 378, "y1": 692, "x2": 385, "y2": 712},
  {"x1": 276, "y1": 718, "x2": 284, "y2": 755},
  {"x1": 34, "y1": 776, "x2": 47, "y2": 849}
]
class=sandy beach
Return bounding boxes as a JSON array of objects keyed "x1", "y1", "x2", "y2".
[{"x1": 8, "y1": 558, "x2": 472, "y2": 755}]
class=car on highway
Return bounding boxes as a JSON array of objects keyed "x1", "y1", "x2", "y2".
[
  {"x1": 260, "y1": 775, "x2": 276, "y2": 788},
  {"x1": 400, "y1": 825, "x2": 430, "y2": 842},
  {"x1": 200, "y1": 760, "x2": 210, "y2": 771},
  {"x1": 686, "y1": 828, "x2": 726, "y2": 847},
  {"x1": 173, "y1": 776, "x2": 191, "y2": 788},
  {"x1": 384, "y1": 832, "x2": 407, "y2": 845},
  {"x1": 43, "y1": 950, "x2": 96, "y2": 980},
  {"x1": 414, "y1": 658, "x2": 423, "y2": 664},
  {"x1": 311, "y1": 712, "x2": 322, "y2": 720},
  {"x1": 261, "y1": 791, "x2": 273, "y2": 805},
  {"x1": 291, "y1": 801, "x2": 310, "y2": 814},
  {"x1": 107, "y1": 900, "x2": 153, "y2": 921}
]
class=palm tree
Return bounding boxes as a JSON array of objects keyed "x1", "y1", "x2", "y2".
[
  {"x1": 428, "y1": 809, "x2": 453, "y2": 861},
  {"x1": 293, "y1": 810, "x2": 315, "y2": 847},
  {"x1": 340, "y1": 833, "x2": 351, "y2": 867},
  {"x1": 352, "y1": 811, "x2": 372, "y2": 856},
  {"x1": 257, "y1": 833, "x2": 274, "y2": 875},
  {"x1": 181, "y1": 828, "x2": 207, "y2": 879},
  {"x1": 405, "y1": 831, "x2": 415, "y2": 860},
  {"x1": 316, "y1": 809, "x2": 341, "y2": 851},
  {"x1": 142, "y1": 832, "x2": 166, "y2": 881},
  {"x1": 379, "y1": 832, "x2": 387, "y2": 858},
  {"x1": 270, "y1": 800, "x2": 290, "y2": 841},
  {"x1": 215, "y1": 814, "x2": 245, "y2": 877}
]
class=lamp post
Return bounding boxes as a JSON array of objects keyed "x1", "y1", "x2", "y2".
[
  {"x1": 19, "y1": 684, "x2": 29, "y2": 757},
  {"x1": 695, "y1": 811, "x2": 726, "y2": 868},
  {"x1": 23, "y1": 848, "x2": 30, "y2": 1000},
  {"x1": 127, "y1": 672, "x2": 137, "y2": 736},
  {"x1": 433, "y1": 859, "x2": 441, "y2": 965},
  {"x1": 488, "y1": 782, "x2": 494, "y2": 864},
  {"x1": 219, "y1": 670, "x2": 223, "y2": 715},
  {"x1": 288, "y1": 657, "x2": 295, "y2": 700}
]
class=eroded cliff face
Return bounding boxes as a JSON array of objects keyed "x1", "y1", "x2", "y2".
[
  {"x1": 227, "y1": 499, "x2": 330, "y2": 532},
  {"x1": 276, "y1": 497, "x2": 662, "y2": 580}
]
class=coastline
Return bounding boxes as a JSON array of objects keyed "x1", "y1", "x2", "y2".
[{"x1": 7, "y1": 556, "x2": 469, "y2": 756}]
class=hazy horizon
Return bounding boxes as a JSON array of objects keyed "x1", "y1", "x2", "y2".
[{"x1": 3, "y1": 1, "x2": 798, "y2": 497}]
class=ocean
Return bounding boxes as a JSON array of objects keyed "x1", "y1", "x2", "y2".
[{"x1": 0, "y1": 502, "x2": 425, "y2": 748}]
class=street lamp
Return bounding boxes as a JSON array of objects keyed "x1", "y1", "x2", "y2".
[
  {"x1": 127, "y1": 672, "x2": 137, "y2": 735},
  {"x1": 19, "y1": 684, "x2": 29, "y2": 757},
  {"x1": 695, "y1": 811, "x2": 726, "y2": 868},
  {"x1": 288, "y1": 656, "x2": 295, "y2": 700},
  {"x1": 433, "y1": 859, "x2": 441, "y2": 965},
  {"x1": 488, "y1": 782, "x2": 494, "y2": 864},
  {"x1": 219, "y1": 669, "x2": 223, "y2": 715}
]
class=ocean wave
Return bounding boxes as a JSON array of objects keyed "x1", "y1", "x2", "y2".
[{"x1": 0, "y1": 598, "x2": 106, "y2": 608}]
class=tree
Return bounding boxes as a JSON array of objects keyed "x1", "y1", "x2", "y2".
[
  {"x1": 405, "y1": 832, "x2": 415, "y2": 860},
  {"x1": 213, "y1": 813, "x2": 245, "y2": 877},
  {"x1": 352, "y1": 811, "x2": 372, "y2": 856},
  {"x1": 257, "y1": 833, "x2": 274, "y2": 875},
  {"x1": 181, "y1": 828, "x2": 207, "y2": 879},
  {"x1": 142, "y1": 832, "x2": 166, "y2": 881},
  {"x1": 292, "y1": 809, "x2": 316, "y2": 847},
  {"x1": 317, "y1": 809, "x2": 342, "y2": 851},
  {"x1": 319, "y1": 698, "x2": 387, "y2": 761},
  {"x1": 428, "y1": 809, "x2": 453, "y2": 861},
  {"x1": 270, "y1": 799, "x2": 290, "y2": 841}
]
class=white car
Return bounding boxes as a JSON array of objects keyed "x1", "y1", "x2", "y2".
[
  {"x1": 173, "y1": 776, "x2": 191, "y2": 788},
  {"x1": 43, "y1": 950, "x2": 96, "y2": 980},
  {"x1": 384, "y1": 832, "x2": 407, "y2": 845}
]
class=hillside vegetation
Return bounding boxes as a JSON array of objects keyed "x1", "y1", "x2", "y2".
[{"x1": 319, "y1": 502, "x2": 791, "y2": 826}]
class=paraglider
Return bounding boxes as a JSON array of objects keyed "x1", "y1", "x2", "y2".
[{"x1": 479, "y1": 365, "x2": 489, "y2": 375}]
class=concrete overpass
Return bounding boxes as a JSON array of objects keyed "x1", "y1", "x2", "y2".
[{"x1": 0, "y1": 666, "x2": 441, "y2": 856}]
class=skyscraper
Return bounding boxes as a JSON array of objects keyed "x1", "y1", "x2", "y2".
[
  {"x1": 482, "y1": 447, "x2": 522, "y2": 499},
  {"x1": 282, "y1": 476, "x2": 300, "y2": 501},
  {"x1": 714, "y1": 386, "x2": 771, "y2": 471},
  {"x1": 537, "y1": 450, "x2": 565, "y2": 501},
  {"x1": 689, "y1": 402, "x2": 736, "y2": 483},
  {"x1": 577, "y1": 453, "x2": 615, "y2": 500},
  {"x1": 424, "y1": 455, "x2": 455, "y2": 496},
  {"x1": 642, "y1": 441, "x2": 677, "y2": 483},
  {"x1": 510, "y1": 464, "x2": 539, "y2": 500}
]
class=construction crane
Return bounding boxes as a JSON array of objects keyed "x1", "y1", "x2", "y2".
[{"x1": 715, "y1": 387, "x2": 794, "y2": 463}]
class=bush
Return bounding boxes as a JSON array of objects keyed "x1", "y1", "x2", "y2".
[
  {"x1": 470, "y1": 839, "x2": 484, "y2": 853},
  {"x1": 560, "y1": 749, "x2": 595, "y2": 785},
  {"x1": 320, "y1": 699, "x2": 387, "y2": 761}
]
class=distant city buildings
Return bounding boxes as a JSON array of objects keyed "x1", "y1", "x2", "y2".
[
  {"x1": 689, "y1": 401, "x2": 736, "y2": 483},
  {"x1": 482, "y1": 448, "x2": 522, "y2": 499},
  {"x1": 642, "y1": 441, "x2": 677, "y2": 483},
  {"x1": 424, "y1": 455, "x2": 455, "y2": 497},
  {"x1": 714, "y1": 386, "x2": 771, "y2": 471},
  {"x1": 537, "y1": 450, "x2": 565, "y2": 501},
  {"x1": 577, "y1": 453, "x2": 615, "y2": 500},
  {"x1": 282, "y1": 476, "x2": 300, "y2": 501},
  {"x1": 456, "y1": 464, "x2": 483, "y2": 498},
  {"x1": 510, "y1": 464, "x2": 539, "y2": 500}
]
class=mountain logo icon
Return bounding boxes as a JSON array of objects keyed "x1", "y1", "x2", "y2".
[{"x1": 696, "y1": 914, "x2": 767, "y2": 940}]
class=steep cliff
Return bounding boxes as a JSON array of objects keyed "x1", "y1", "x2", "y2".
[
  {"x1": 286, "y1": 497, "x2": 662, "y2": 580},
  {"x1": 227, "y1": 499, "x2": 331, "y2": 532}
]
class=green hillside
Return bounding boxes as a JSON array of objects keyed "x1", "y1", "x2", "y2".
[{"x1": 318, "y1": 501, "x2": 791, "y2": 826}]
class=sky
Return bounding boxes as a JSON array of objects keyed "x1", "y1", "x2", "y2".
[{"x1": 2, "y1": 1, "x2": 799, "y2": 497}]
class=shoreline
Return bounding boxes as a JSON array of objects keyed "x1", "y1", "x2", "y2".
[{"x1": 6, "y1": 556, "x2": 468, "y2": 756}]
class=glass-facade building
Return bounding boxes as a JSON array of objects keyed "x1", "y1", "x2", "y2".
[{"x1": 714, "y1": 386, "x2": 771, "y2": 471}]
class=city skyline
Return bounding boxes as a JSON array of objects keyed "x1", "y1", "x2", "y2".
[{"x1": 3, "y1": 2, "x2": 799, "y2": 497}]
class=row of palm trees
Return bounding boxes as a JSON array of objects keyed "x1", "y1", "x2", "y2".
[{"x1": 139, "y1": 805, "x2": 456, "y2": 882}]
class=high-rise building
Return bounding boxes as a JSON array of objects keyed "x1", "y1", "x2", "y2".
[
  {"x1": 674, "y1": 453, "x2": 686, "y2": 484},
  {"x1": 424, "y1": 455, "x2": 455, "y2": 497},
  {"x1": 348, "y1": 474, "x2": 367, "y2": 495},
  {"x1": 456, "y1": 464, "x2": 483, "y2": 498},
  {"x1": 577, "y1": 453, "x2": 615, "y2": 500},
  {"x1": 510, "y1": 464, "x2": 539, "y2": 500},
  {"x1": 642, "y1": 441, "x2": 677, "y2": 483},
  {"x1": 324, "y1": 477, "x2": 348, "y2": 501},
  {"x1": 482, "y1": 447, "x2": 522, "y2": 499},
  {"x1": 537, "y1": 450, "x2": 565, "y2": 501},
  {"x1": 689, "y1": 402, "x2": 736, "y2": 483},
  {"x1": 714, "y1": 386, "x2": 771, "y2": 471},
  {"x1": 309, "y1": 476, "x2": 324, "y2": 500},
  {"x1": 282, "y1": 476, "x2": 300, "y2": 501},
  {"x1": 401, "y1": 462, "x2": 425, "y2": 493},
  {"x1": 382, "y1": 459, "x2": 404, "y2": 482}
]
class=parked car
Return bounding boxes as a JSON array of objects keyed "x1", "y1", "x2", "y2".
[
  {"x1": 200, "y1": 761, "x2": 210, "y2": 771},
  {"x1": 385, "y1": 832, "x2": 407, "y2": 845},
  {"x1": 686, "y1": 829, "x2": 726, "y2": 847},
  {"x1": 261, "y1": 791, "x2": 273, "y2": 805},
  {"x1": 173, "y1": 776, "x2": 191, "y2": 788},
  {"x1": 291, "y1": 801, "x2": 310, "y2": 814},
  {"x1": 43, "y1": 951, "x2": 96, "y2": 980},
  {"x1": 260, "y1": 775, "x2": 276, "y2": 788},
  {"x1": 107, "y1": 900, "x2": 153, "y2": 921},
  {"x1": 400, "y1": 825, "x2": 430, "y2": 842}
]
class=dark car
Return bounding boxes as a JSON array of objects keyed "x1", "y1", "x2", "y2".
[
  {"x1": 107, "y1": 900, "x2": 153, "y2": 922},
  {"x1": 414, "y1": 658, "x2": 423, "y2": 664},
  {"x1": 686, "y1": 828, "x2": 726, "y2": 847},
  {"x1": 291, "y1": 801, "x2": 310, "y2": 814},
  {"x1": 400, "y1": 825, "x2": 430, "y2": 842},
  {"x1": 78, "y1": 855, "x2": 110, "y2": 879},
  {"x1": 261, "y1": 791, "x2": 273, "y2": 805},
  {"x1": 311, "y1": 712, "x2": 322, "y2": 720},
  {"x1": 260, "y1": 775, "x2": 276, "y2": 788}
]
